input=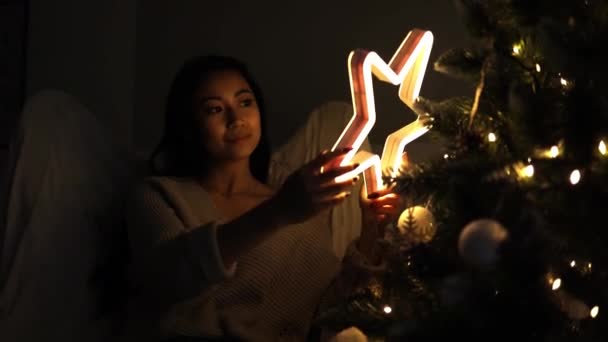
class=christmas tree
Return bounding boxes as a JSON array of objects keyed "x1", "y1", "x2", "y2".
[{"x1": 315, "y1": 1, "x2": 608, "y2": 340}]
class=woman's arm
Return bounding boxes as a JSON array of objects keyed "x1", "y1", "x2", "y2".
[
  {"x1": 214, "y1": 196, "x2": 285, "y2": 266},
  {"x1": 127, "y1": 181, "x2": 286, "y2": 306},
  {"x1": 128, "y1": 150, "x2": 357, "y2": 306}
]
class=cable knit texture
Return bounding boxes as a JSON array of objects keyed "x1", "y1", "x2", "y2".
[{"x1": 125, "y1": 176, "x2": 344, "y2": 341}]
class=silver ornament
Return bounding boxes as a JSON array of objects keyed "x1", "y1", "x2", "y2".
[{"x1": 458, "y1": 218, "x2": 508, "y2": 269}]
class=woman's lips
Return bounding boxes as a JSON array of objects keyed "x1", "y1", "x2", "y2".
[{"x1": 225, "y1": 134, "x2": 251, "y2": 143}]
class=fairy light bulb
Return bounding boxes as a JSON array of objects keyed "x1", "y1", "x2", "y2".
[
  {"x1": 570, "y1": 260, "x2": 576, "y2": 267},
  {"x1": 444, "y1": 153, "x2": 449, "y2": 159},
  {"x1": 569, "y1": 169, "x2": 581, "y2": 185},
  {"x1": 523, "y1": 164, "x2": 534, "y2": 177},
  {"x1": 488, "y1": 132, "x2": 497, "y2": 142},
  {"x1": 591, "y1": 306, "x2": 599, "y2": 318},
  {"x1": 512, "y1": 44, "x2": 522, "y2": 55},
  {"x1": 552, "y1": 278, "x2": 562, "y2": 290},
  {"x1": 535, "y1": 63, "x2": 541, "y2": 72},
  {"x1": 383, "y1": 305, "x2": 392, "y2": 314},
  {"x1": 599, "y1": 140, "x2": 606, "y2": 155},
  {"x1": 560, "y1": 78, "x2": 568, "y2": 86},
  {"x1": 549, "y1": 145, "x2": 559, "y2": 158}
]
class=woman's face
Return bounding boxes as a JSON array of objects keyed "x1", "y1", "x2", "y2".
[{"x1": 193, "y1": 69, "x2": 261, "y2": 163}]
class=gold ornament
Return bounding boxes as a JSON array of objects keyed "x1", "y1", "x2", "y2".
[{"x1": 397, "y1": 206, "x2": 436, "y2": 245}]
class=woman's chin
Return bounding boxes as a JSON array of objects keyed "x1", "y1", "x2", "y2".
[{"x1": 223, "y1": 146, "x2": 256, "y2": 160}]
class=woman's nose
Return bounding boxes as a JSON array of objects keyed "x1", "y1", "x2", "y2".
[
  {"x1": 226, "y1": 107, "x2": 244, "y2": 127},
  {"x1": 225, "y1": 105, "x2": 238, "y2": 119}
]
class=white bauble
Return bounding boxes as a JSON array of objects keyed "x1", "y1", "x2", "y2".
[
  {"x1": 397, "y1": 206, "x2": 437, "y2": 244},
  {"x1": 458, "y1": 219, "x2": 509, "y2": 269},
  {"x1": 329, "y1": 326, "x2": 368, "y2": 342}
]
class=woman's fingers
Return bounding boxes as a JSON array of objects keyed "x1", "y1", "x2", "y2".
[
  {"x1": 307, "y1": 147, "x2": 352, "y2": 170},
  {"x1": 368, "y1": 205, "x2": 400, "y2": 216},
  {"x1": 368, "y1": 194, "x2": 400, "y2": 205},
  {"x1": 313, "y1": 178, "x2": 358, "y2": 199},
  {"x1": 367, "y1": 185, "x2": 398, "y2": 199},
  {"x1": 316, "y1": 164, "x2": 359, "y2": 183}
]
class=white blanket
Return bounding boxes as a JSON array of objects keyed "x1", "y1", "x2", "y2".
[{"x1": 0, "y1": 90, "x2": 134, "y2": 341}]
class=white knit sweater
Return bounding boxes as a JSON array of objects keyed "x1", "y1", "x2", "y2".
[{"x1": 124, "y1": 176, "x2": 383, "y2": 341}]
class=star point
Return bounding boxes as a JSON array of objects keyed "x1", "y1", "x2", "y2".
[{"x1": 330, "y1": 29, "x2": 434, "y2": 196}]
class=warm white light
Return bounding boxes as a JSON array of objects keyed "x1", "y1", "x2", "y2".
[
  {"x1": 591, "y1": 306, "x2": 599, "y2": 318},
  {"x1": 332, "y1": 29, "x2": 434, "y2": 197},
  {"x1": 383, "y1": 305, "x2": 393, "y2": 314},
  {"x1": 570, "y1": 260, "x2": 576, "y2": 267},
  {"x1": 560, "y1": 78, "x2": 568, "y2": 86},
  {"x1": 515, "y1": 163, "x2": 535, "y2": 178},
  {"x1": 444, "y1": 153, "x2": 449, "y2": 159},
  {"x1": 523, "y1": 164, "x2": 535, "y2": 177},
  {"x1": 599, "y1": 140, "x2": 606, "y2": 155},
  {"x1": 488, "y1": 132, "x2": 497, "y2": 142},
  {"x1": 569, "y1": 169, "x2": 581, "y2": 185},
  {"x1": 588, "y1": 262, "x2": 593, "y2": 270},
  {"x1": 552, "y1": 278, "x2": 562, "y2": 290},
  {"x1": 535, "y1": 63, "x2": 541, "y2": 72},
  {"x1": 549, "y1": 145, "x2": 559, "y2": 158},
  {"x1": 512, "y1": 44, "x2": 521, "y2": 55}
]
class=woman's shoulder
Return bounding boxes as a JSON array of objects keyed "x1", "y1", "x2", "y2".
[
  {"x1": 130, "y1": 175, "x2": 198, "y2": 191},
  {"x1": 126, "y1": 176, "x2": 214, "y2": 225},
  {"x1": 127, "y1": 176, "x2": 205, "y2": 204}
]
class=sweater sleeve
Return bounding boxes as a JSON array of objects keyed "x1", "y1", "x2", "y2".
[{"x1": 126, "y1": 180, "x2": 236, "y2": 308}]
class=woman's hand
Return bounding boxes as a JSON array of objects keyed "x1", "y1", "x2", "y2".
[
  {"x1": 359, "y1": 186, "x2": 404, "y2": 232},
  {"x1": 270, "y1": 147, "x2": 360, "y2": 226},
  {"x1": 357, "y1": 185, "x2": 404, "y2": 263}
]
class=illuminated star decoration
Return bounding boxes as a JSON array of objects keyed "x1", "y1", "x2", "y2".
[{"x1": 330, "y1": 29, "x2": 434, "y2": 197}]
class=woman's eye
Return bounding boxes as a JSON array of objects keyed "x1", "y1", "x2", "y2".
[
  {"x1": 240, "y1": 98, "x2": 255, "y2": 107},
  {"x1": 205, "y1": 106, "x2": 223, "y2": 114}
]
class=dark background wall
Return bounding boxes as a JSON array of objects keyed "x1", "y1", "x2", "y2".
[
  {"x1": 26, "y1": 0, "x2": 136, "y2": 149},
  {"x1": 24, "y1": 0, "x2": 474, "y2": 163}
]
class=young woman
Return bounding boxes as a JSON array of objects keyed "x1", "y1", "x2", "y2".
[{"x1": 125, "y1": 55, "x2": 403, "y2": 341}]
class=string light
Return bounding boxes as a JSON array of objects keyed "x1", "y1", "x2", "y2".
[
  {"x1": 599, "y1": 140, "x2": 606, "y2": 155},
  {"x1": 570, "y1": 260, "x2": 576, "y2": 267},
  {"x1": 569, "y1": 169, "x2": 581, "y2": 185},
  {"x1": 512, "y1": 43, "x2": 522, "y2": 55},
  {"x1": 488, "y1": 132, "x2": 497, "y2": 142},
  {"x1": 383, "y1": 305, "x2": 393, "y2": 314},
  {"x1": 552, "y1": 278, "x2": 562, "y2": 290},
  {"x1": 535, "y1": 63, "x2": 541, "y2": 72},
  {"x1": 560, "y1": 78, "x2": 568, "y2": 87},
  {"x1": 523, "y1": 164, "x2": 535, "y2": 178},
  {"x1": 515, "y1": 163, "x2": 535, "y2": 178},
  {"x1": 549, "y1": 145, "x2": 559, "y2": 158},
  {"x1": 591, "y1": 306, "x2": 599, "y2": 318},
  {"x1": 444, "y1": 154, "x2": 449, "y2": 159}
]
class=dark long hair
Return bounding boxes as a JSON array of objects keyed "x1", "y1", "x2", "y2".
[{"x1": 148, "y1": 55, "x2": 271, "y2": 183}]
